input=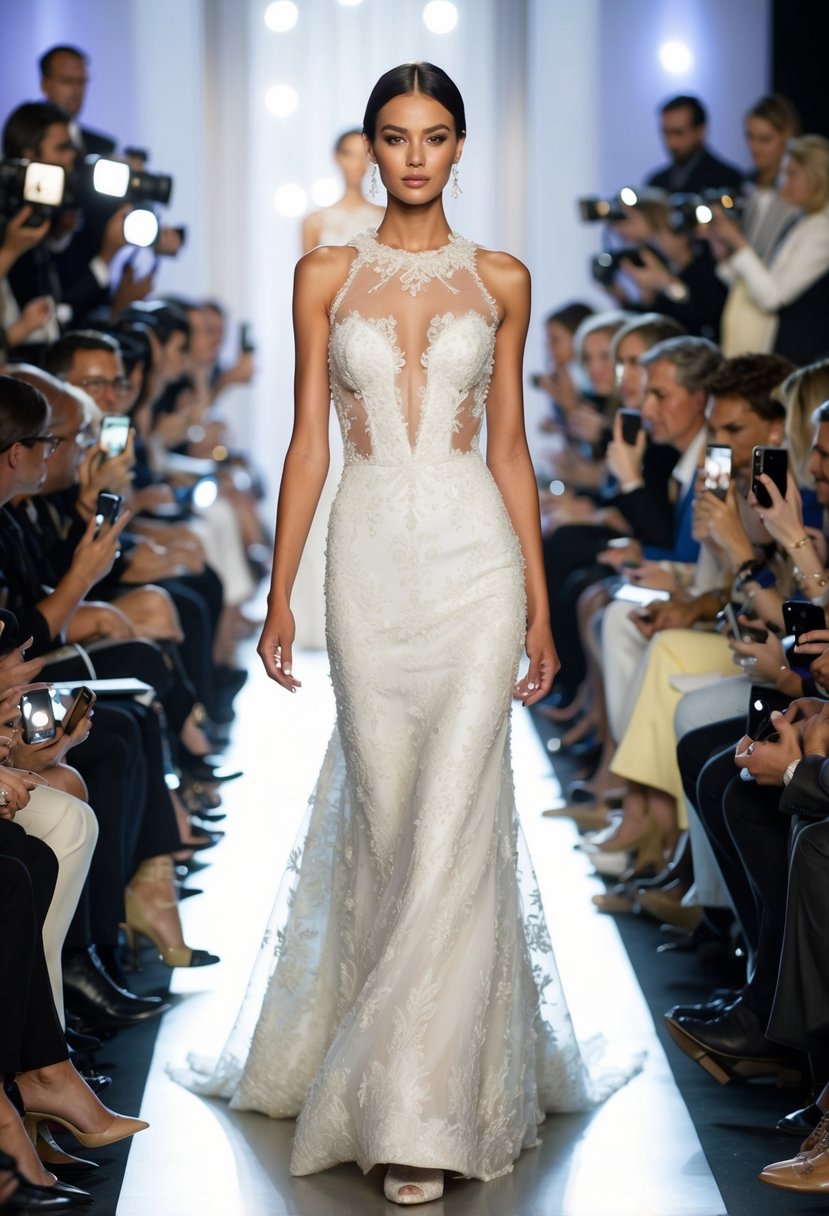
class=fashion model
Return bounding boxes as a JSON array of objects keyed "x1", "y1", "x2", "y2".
[
  {"x1": 293, "y1": 129, "x2": 385, "y2": 649},
  {"x1": 173, "y1": 62, "x2": 635, "y2": 1206}
]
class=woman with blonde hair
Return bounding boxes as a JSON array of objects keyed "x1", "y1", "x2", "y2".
[
  {"x1": 781, "y1": 357, "x2": 829, "y2": 483},
  {"x1": 713, "y1": 134, "x2": 829, "y2": 361}
]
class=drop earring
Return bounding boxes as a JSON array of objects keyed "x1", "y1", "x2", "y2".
[
  {"x1": 369, "y1": 163, "x2": 378, "y2": 199},
  {"x1": 451, "y1": 164, "x2": 462, "y2": 200}
]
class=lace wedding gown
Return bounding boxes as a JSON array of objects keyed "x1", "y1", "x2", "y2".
[{"x1": 172, "y1": 230, "x2": 637, "y2": 1181}]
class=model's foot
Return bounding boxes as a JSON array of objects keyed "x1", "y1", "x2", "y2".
[{"x1": 384, "y1": 1164, "x2": 444, "y2": 1205}]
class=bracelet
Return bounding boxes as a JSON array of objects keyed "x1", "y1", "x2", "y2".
[
  {"x1": 789, "y1": 536, "x2": 812, "y2": 549},
  {"x1": 794, "y1": 565, "x2": 829, "y2": 589}
]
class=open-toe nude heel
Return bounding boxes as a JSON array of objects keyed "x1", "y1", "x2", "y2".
[{"x1": 384, "y1": 1164, "x2": 444, "y2": 1205}]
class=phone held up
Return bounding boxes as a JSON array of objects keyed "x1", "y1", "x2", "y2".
[
  {"x1": 239, "y1": 322, "x2": 255, "y2": 354},
  {"x1": 719, "y1": 601, "x2": 768, "y2": 644},
  {"x1": 618, "y1": 408, "x2": 642, "y2": 446},
  {"x1": 745, "y1": 684, "x2": 790, "y2": 744},
  {"x1": 782, "y1": 599, "x2": 826, "y2": 646},
  {"x1": 19, "y1": 687, "x2": 57, "y2": 744},
  {"x1": 61, "y1": 686, "x2": 96, "y2": 735},
  {"x1": 703, "y1": 444, "x2": 732, "y2": 501},
  {"x1": 99, "y1": 414, "x2": 130, "y2": 460},
  {"x1": 752, "y1": 445, "x2": 787, "y2": 508},
  {"x1": 94, "y1": 491, "x2": 122, "y2": 538}
]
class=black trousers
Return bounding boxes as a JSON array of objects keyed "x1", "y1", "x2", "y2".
[
  {"x1": 544, "y1": 524, "x2": 617, "y2": 699},
  {"x1": 768, "y1": 817, "x2": 829, "y2": 1057},
  {"x1": 0, "y1": 822, "x2": 67, "y2": 1074}
]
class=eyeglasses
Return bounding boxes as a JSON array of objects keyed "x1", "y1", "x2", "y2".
[
  {"x1": 0, "y1": 434, "x2": 60, "y2": 457},
  {"x1": 78, "y1": 376, "x2": 133, "y2": 398}
]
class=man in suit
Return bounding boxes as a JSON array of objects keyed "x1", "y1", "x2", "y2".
[
  {"x1": 646, "y1": 95, "x2": 743, "y2": 194},
  {"x1": 39, "y1": 44, "x2": 116, "y2": 157}
]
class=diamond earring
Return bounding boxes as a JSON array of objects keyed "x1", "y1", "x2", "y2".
[
  {"x1": 451, "y1": 164, "x2": 462, "y2": 200},
  {"x1": 369, "y1": 163, "x2": 378, "y2": 198}
]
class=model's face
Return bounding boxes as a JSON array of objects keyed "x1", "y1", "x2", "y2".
[
  {"x1": 780, "y1": 155, "x2": 815, "y2": 210},
  {"x1": 808, "y1": 423, "x2": 829, "y2": 505},
  {"x1": 707, "y1": 394, "x2": 783, "y2": 480},
  {"x1": 661, "y1": 106, "x2": 705, "y2": 164},
  {"x1": 581, "y1": 329, "x2": 615, "y2": 397},
  {"x1": 641, "y1": 359, "x2": 703, "y2": 447},
  {"x1": 336, "y1": 133, "x2": 370, "y2": 189},
  {"x1": 67, "y1": 349, "x2": 127, "y2": 414},
  {"x1": 545, "y1": 322, "x2": 573, "y2": 370},
  {"x1": 42, "y1": 52, "x2": 88, "y2": 118},
  {"x1": 367, "y1": 91, "x2": 463, "y2": 206},
  {"x1": 744, "y1": 116, "x2": 788, "y2": 178},
  {"x1": 33, "y1": 122, "x2": 77, "y2": 172},
  {"x1": 615, "y1": 333, "x2": 649, "y2": 409}
]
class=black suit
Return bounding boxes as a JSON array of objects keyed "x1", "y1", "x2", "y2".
[
  {"x1": 78, "y1": 125, "x2": 116, "y2": 157},
  {"x1": 646, "y1": 145, "x2": 744, "y2": 194}
]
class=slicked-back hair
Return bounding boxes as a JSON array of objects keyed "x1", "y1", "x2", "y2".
[
  {"x1": 0, "y1": 375, "x2": 49, "y2": 452},
  {"x1": 640, "y1": 335, "x2": 723, "y2": 393},
  {"x1": 363, "y1": 62, "x2": 466, "y2": 139},
  {"x1": 44, "y1": 330, "x2": 120, "y2": 380},
  {"x1": 704, "y1": 353, "x2": 794, "y2": 420},
  {"x1": 39, "y1": 45, "x2": 88, "y2": 77}
]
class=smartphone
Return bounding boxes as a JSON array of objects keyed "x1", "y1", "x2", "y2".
[
  {"x1": 20, "y1": 688, "x2": 57, "y2": 744},
  {"x1": 703, "y1": 444, "x2": 732, "y2": 501},
  {"x1": 94, "y1": 491, "x2": 122, "y2": 534},
  {"x1": 782, "y1": 599, "x2": 826, "y2": 645},
  {"x1": 618, "y1": 408, "x2": 642, "y2": 446},
  {"x1": 61, "y1": 686, "x2": 96, "y2": 735},
  {"x1": 239, "y1": 322, "x2": 255, "y2": 354},
  {"x1": 719, "y1": 602, "x2": 768, "y2": 644},
  {"x1": 746, "y1": 685, "x2": 791, "y2": 740},
  {"x1": 612, "y1": 583, "x2": 671, "y2": 607},
  {"x1": 752, "y1": 446, "x2": 788, "y2": 508},
  {"x1": 99, "y1": 415, "x2": 130, "y2": 459}
]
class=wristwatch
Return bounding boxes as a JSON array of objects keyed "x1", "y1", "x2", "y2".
[{"x1": 664, "y1": 280, "x2": 690, "y2": 303}]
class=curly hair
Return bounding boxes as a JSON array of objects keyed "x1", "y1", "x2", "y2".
[{"x1": 703, "y1": 353, "x2": 794, "y2": 420}]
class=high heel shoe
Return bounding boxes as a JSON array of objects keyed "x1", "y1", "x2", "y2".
[
  {"x1": 123, "y1": 855, "x2": 220, "y2": 969},
  {"x1": 0, "y1": 1150, "x2": 75, "y2": 1211},
  {"x1": 33, "y1": 1123, "x2": 98, "y2": 1177},
  {"x1": 23, "y1": 1110, "x2": 148, "y2": 1151},
  {"x1": 384, "y1": 1165, "x2": 444, "y2": 1205}
]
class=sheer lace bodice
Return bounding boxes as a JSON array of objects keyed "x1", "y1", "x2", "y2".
[{"x1": 329, "y1": 230, "x2": 498, "y2": 463}]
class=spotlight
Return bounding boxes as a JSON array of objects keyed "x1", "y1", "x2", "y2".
[
  {"x1": 311, "y1": 177, "x2": 341, "y2": 207},
  {"x1": 423, "y1": 1, "x2": 458, "y2": 34},
  {"x1": 273, "y1": 183, "x2": 308, "y2": 217},
  {"x1": 264, "y1": 1, "x2": 298, "y2": 32},
  {"x1": 265, "y1": 84, "x2": 299, "y2": 117},
  {"x1": 658, "y1": 40, "x2": 693, "y2": 74}
]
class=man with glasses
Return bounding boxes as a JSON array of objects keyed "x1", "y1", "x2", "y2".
[{"x1": 646, "y1": 95, "x2": 743, "y2": 194}]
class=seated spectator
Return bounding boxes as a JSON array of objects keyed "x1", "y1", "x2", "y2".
[
  {"x1": 530, "y1": 301, "x2": 594, "y2": 434},
  {"x1": 646, "y1": 95, "x2": 743, "y2": 194}
]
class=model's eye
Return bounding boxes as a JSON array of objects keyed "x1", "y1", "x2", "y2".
[
  {"x1": 427, "y1": 135, "x2": 447, "y2": 144},
  {"x1": 384, "y1": 135, "x2": 404, "y2": 145}
]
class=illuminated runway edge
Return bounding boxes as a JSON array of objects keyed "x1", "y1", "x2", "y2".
[{"x1": 117, "y1": 649, "x2": 725, "y2": 1216}]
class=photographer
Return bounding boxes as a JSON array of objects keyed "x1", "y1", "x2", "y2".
[
  {"x1": 712, "y1": 134, "x2": 829, "y2": 363},
  {"x1": 38, "y1": 44, "x2": 116, "y2": 157},
  {"x1": 0, "y1": 207, "x2": 53, "y2": 352},
  {"x1": 646, "y1": 95, "x2": 742, "y2": 194}
]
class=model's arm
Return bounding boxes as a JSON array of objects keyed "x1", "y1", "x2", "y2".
[
  {"x1": 479, "y1": 251, "x2": 559, "y2": 706},
  {"x1": 257, "y1": 247, "x2": 351, "y2": 691}
]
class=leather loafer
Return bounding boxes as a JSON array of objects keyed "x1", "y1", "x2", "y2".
[
  {"x1": 665, "y1": 991, "x2": 740, "y2": 1022},
  {"x1": 63, "y1": 946, "x2": 170, "y2": 1031},
  {"x1": 666, "y1": 1000, "x2": 802, "y2": 1085},
  {"x1": 777, "y1": 1102, "x2": 825, "y2": 1137}
]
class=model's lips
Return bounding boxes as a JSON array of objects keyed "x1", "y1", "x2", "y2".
[{"x1": 402, "y1": 176, "x2": 429, "y2": 186}]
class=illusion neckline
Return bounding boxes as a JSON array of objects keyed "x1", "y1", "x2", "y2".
[{"x1": 366, "y1": 228, "x2": 459, "y2": 256}]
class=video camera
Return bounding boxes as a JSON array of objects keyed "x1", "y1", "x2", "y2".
[{"x1": 0, "y1": 158, "x2": 66, "y2": 241}]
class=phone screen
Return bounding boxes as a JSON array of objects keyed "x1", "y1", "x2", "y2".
[
  {"x1": 612, "y1": 583, "x2": 671, "y2": 607},
  {"x1": 99, "y1": 415, "x2": 130, "y2": 458},
  {"x1": 704, "y1": 444, "x2": 732, "y2": 500},
  {"x1": 20, "y1": 689, "x2": 57, "y2": 744}
]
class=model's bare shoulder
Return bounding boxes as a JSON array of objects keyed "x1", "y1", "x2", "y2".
[
  {"x1": 295, "y1": 244, "x2": 358, "y2": 311},
  {"x1": 475, "y1": 249, "x2": 530, "y2": 318}
]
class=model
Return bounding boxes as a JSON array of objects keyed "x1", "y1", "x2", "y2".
[{"x1": 174, "y1": 62, "x2": 634, "y2": 1206}]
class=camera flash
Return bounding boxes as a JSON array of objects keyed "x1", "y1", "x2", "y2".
[
  {"x1": 123, "y1": 208, "x2": 159, "y2": 247},
  {"x1": 92, "y1": 158, "x2": 131, "y2": 198}
]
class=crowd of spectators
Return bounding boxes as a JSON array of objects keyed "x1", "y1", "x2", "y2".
[
  {"x1": 0, "y1": 44, "x2": 269, "y2": 1209},
  {"x1": 533, "y1": 90, "x2": 829, "y2": 1196}
]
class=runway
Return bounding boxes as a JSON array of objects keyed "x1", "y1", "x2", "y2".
[{"x1": 116, "y1": 647, "x2": 726, "y2": 1215}]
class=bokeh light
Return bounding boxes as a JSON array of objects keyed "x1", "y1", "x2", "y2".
[
  {"x1": 423, "y1": 1, "x2": 458, "y2": 34},
  {"x1": 311, "y1": 177, "x2": 341, "y2": 207},
  {"x1": 658, "y1": 40, "x2": 693, "y2": 74},
  {"x1": 273, "y1": 183, "x2": 308, "y2": 217},
  {"x1": 264, "y1": 1, "x2": 298, "y2": 32},
  {"x1": 265, "y1": 83, "x2": 299, "y2": 117}
]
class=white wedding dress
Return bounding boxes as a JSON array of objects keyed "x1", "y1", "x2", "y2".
[{"x1": 172, "y1": 230, "x2": 637, "y2": 1181}]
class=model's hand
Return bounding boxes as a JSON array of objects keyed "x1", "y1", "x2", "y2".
[
  {"x1": 515, "y1": 621, "x2": 559, "y2": 707},
  {"x1": 258, "y1": 604, "x2": 301, "y2": 693}
]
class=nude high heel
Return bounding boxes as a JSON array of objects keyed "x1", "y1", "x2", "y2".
[
  {"x1": 123, "y1": 855, "x2": 220, "y2": 968},
  {"x1": 384, "y1": 1165, "x2": 444, "y2": 1205},
  {"x1": 23, "y1": 1110, "x2": 148, "y2": 1149}
]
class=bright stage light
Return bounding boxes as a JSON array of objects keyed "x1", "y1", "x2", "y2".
[
  {"x1": 123, "y1": 208, "x2": 159, "y2": 247},
  {"x1": 264, "y1": 1, "x2": 298, "y2": 32},
  {"x1": 658, "y1": 40, "x2": 693, "y2": 74},
  {"x1": 423, "y1": 1, "x2": 458, "y2": 34},
  {"x1": 274, "y1": 183, "x2": 308, "y2": 217},
  {"x1": 619, "y1": 186, "x2": 638, "y2": 206},
  {"x1": 265, "y1": 83, "x2": 299, "y2": 117},
  {"x1": 311, "y1": 177, "x2": 341, "y2": 207}
]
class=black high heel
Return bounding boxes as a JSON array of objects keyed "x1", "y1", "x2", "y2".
[{"x1": 0, "y1": 1151, "x2": 74, "y2": 1211}]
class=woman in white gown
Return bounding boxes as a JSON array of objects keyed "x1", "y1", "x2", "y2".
[
  {"x1": 292, "y1": 131, "x2": 386, "y2": 649},
  {"x1": 174, "y1": 63, "x2": 636, "y2": 1205}
]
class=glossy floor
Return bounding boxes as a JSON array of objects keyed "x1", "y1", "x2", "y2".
[{"x1": 117, "y1": 650, "x2": 725, "y2": 1215}]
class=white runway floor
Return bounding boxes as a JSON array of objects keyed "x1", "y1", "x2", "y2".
[{"x1": 117, "y1": 649, "x2": 726, "y2": 1215}]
